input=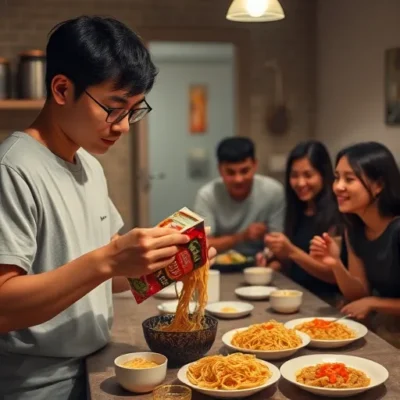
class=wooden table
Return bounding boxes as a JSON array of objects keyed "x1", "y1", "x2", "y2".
[{"x1": 87, "y1": 272, "x2": 400, "y2": 399}]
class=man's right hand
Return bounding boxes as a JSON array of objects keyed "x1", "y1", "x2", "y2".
[
  {"x1": 244, "y1": 222, "x2": 267, "y2": 241},
  {"x1": 109, "y1": 227, "x2": 190, "y2": 277}
]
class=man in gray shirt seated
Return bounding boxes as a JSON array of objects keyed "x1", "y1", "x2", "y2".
[{"x1": 194, "y1": 137, "x2": 284, "y2": 257}]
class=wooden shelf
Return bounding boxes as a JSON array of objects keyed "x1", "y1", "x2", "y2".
[{"x1": 0, "y1": 99, "x2": 45, "y2": 110}]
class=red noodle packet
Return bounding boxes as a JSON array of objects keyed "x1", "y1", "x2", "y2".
[{"x1": 128, "y1": 207, "x2": 208, "y2": 304}]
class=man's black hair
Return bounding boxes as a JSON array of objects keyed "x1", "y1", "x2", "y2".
[
  {"x1": 216, "y1": 137, "x2": 255, "y2": 163},
  {"x1": 46, "y1": 15, "x2": 158, "y2": 99}
]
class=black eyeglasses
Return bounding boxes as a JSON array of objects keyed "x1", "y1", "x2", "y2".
[{"x1": 85, "y1": 91, "x2": 152, "y2": 124}]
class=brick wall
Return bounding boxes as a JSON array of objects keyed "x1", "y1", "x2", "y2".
[{"x1": 0, "y1": 0, "x2": 316, "y2": 229}]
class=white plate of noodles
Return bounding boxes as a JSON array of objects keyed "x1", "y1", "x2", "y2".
[
  {"x1": 221, "y1": 320, "x2": 310, "y2": 360},
  {"x1": 177, "y1": 353, "x2": 280, "y2": 398},
  {"x1": 284, "y1": 317, "x2": 368, "y2": 349},
  {"x1": 280, "y1": 354, "x2": 389, "y2": 397}
]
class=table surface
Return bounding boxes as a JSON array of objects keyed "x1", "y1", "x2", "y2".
[{"x1": 87, "y1": 272, "x2": 400, "y2": 400}]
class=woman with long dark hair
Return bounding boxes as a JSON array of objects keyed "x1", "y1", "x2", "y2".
[
  {"x1": 310, "y1": 142, "x2": 400, "y2": 348},
  {"x1": 258, "y1": 140, "x2": 346, "y2": 305}
]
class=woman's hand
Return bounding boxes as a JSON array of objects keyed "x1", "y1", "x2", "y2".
[
  {"x1": 341, "y1": 297, "x2": 376, "y2": 320},
  {"x1": 265, "y1": 233, "x2": 294, "y2": 259},
  {"x1": 309, "y1": 233, "x2": 341, "y2": 267}
]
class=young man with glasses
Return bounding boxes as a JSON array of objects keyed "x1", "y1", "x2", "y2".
[{"x1": 0, "y1": 16, "x2": 215, "y2": 399}]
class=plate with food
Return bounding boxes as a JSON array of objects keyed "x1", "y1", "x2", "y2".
[
  {"x1": 212, "y1": 250, "x2": 255, "y2": 273},
  {"x1": 280, "y1": 354, "x2": 389, "y2": 397},
  {"x1": 222, "y1": 320, "x2": 310, "y2": 360},
  {"x1": 177, "y1": 352, "x2": 280, "y2": 398},
  {"x1": 284, "y1": 317, "x2": 368, "y2": 349},
  {"x1": 205, "y1": 301, "x2": 254, "y2": 319}
]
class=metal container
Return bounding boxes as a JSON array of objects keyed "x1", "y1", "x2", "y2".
[
  {"x1": 0, "y1": 57, "x2": 11, "y2": 99},
  {"x1": 17, "y1": 50, "x2": 46, "y2": 99}
]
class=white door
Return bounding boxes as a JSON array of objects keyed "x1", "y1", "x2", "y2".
[{"x1": 146, "y1": 42, "x2": 235, "y2": 226}]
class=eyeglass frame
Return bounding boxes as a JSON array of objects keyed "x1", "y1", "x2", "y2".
[{"x1": 84, "y1": 90, "x2": 152, "y2": 124}]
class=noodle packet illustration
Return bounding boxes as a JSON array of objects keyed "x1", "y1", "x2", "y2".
[{"x1": 128, "y1": 207, "x2": 208, "y2": 304}]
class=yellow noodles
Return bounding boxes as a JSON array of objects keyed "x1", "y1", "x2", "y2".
[
  {"x1": 231, "y1": 320, "x2": 302, "y2": 350},
  {"x1": 187, "y1": 353, "x2": 271, "y2": 390},
  {"x1": 158, "y1": 261, "x2": 210, "y2": 332},
  {"x1": 220, "y1": 307, "x2": 238, "y2": 313},
  {"x1": 122, "y1": 358, "x2": 159, "y2": 369},
  {"x1": 296, "y1": 363, "x2": 370, "y2": 388},
  {"x1": 294, "y1": 319, "x2": 356, "y2": 340}
]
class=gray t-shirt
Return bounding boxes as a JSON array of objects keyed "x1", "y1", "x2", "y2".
[
  {"x1": 0, "y1": 132, "x2": 123, "y2": 399},
  {"x1": 194, "y1": 174, "x2": 284, "y2": 256}
]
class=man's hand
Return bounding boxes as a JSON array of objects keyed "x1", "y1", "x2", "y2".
[
  {"x1": 109, "y1": 227, "x2": 189, "y2": 277},
  {"x1": 244, "y1": 222, "x2": 267, "y2": 241}
]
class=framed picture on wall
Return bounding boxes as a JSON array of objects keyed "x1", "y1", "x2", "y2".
[
  {"x1": 189, "y1": 84, "x2": 208, "y2": 134},
  {"x1": 385, "y1": 48, "x2": 400, "y2": 125}
]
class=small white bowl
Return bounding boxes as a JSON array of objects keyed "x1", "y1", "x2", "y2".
[
  {"x1": 284, "y1": 317, "x2": 368, "y2": 349},
  {"x1": 269, "y1": 289, "x2": 303, "y2": 313},
  {"x1": 157, "y1": 300, "x2": 198, "y2": 315},
  {"x1": 114, "y1": 352, "x2": 167, "y2": 393},
  {"x1": 222, "y1": 327, "x2": 310, "y2": 360},
  {"x1": 205, "y1": 301, "x2": 254, "y2": 319},
  {"x1": 280, "y1": 354, "x2": 389, "y2": 397},
  {"x1": 235, "y1": 286, "x2": 277, "y2": 300},
  {"x1": 177, "y1": 358, "x2": 281, "y2": 398},
  {"x1": 243, "y1": 267, "x2": 273, "y2": 285}
]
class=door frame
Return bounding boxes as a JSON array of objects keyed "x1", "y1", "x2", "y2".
[{"x1": 132, "y1": 27, "x2": 251, "y2": 227}]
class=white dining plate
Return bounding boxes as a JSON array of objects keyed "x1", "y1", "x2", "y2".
[
  {"x1": 234, "y1": 286, "x2": 277, "y2": 300},
  {"x1": 154, "y1": 282, "x2": 183, "y2": 299},
  {"x1": 284, "y1": 317, "x2": 368, "y2": 349},
  {"x1": 205, "y1": 301, "x2": 254, "y2": 319},
  {"x1": 222, "y1": 327, "x2": 310, "y2": 360},
  {"x1": 177, "y1": 358, "x2": 280, "y2": 398},
  {"x1": 157, "y1": 300, "x2": 198, "y2": 315},
  {"x1": 280, "y1": 354, "x2": 389, "y2": 397}
]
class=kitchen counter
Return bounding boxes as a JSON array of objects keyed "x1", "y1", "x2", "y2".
[{"x1": 87, "y1": 272, "x2": 400, "y2": 399}]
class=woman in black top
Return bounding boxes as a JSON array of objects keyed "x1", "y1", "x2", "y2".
[
  {"x1": 310, "y1": 142, "x2": 400, "y2": 348},
  {"x1": 257, "y1": 140, "x2": 346, "y2": 305}
]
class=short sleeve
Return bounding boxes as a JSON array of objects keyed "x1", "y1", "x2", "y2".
[
  {"x1": 193, "y1": 191, "x2": 216, "y2": 235},
  {"x1": 0, "y1": 165, "x2": 38, "y2": 272},
  {"x1": 108, "y1": 197, "x2": 124, "y2": 237}
]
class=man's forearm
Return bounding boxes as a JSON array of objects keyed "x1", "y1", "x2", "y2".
[
  {"x1": 112, "y1": 276, "x2": 130, "y2": 293},
  {"x1": 208, "y1": 233, "x2": 245, "y2": 253},
  {"x1": 0, "y1": 245, "x2": 113, "y2": 333}
]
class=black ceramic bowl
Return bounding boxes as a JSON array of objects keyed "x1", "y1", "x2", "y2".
[{"x1": 142, "y1": 314, "x2": 218, "y2": 366}]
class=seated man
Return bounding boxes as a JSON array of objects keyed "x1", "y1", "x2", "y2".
[{"x1": 194, "y1": 137, "x2": 284, "y2": 257}]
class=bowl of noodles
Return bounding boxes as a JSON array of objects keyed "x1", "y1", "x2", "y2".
[
  {"x1": 177, "y1": 352, "x2": 281, "y2": 398},
  {"x1": 114, "y1": 352, "x2": 167, "y2": 393},
  {"x1": 221, "y1": 320, "x2": 310, "y2": 360},
  {"x1": 284, "y1": 317, "x2": 368, "y2": 349},
  {"x1": 280, "y1": 354, "x2": 389, "y2": 397},
  {"x1": 142, "y1": 314, "x2": 218, "y2": 366}
]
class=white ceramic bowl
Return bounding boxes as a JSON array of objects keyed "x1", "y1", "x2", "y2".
[
  {"x1": 222, "y1": 327, "x2": 310, "y2": 360},
  {"x1": 269, "y1": 289, "x2": 303, "y2": 313},
  {"x1": 157, "y1": 300, "x2": 198, "y2": 315},
  {"x1": 280, "y1": 354, "x2": 389, "y2": 397},
  {"x1": 243, "y1": 267, "x2": 273, "y2": 285},
  {"x1": 205, "y1": 301, "x2": 254, "y2": 319},
  {"x1": 177, "y1": 358, "x2": 280, "y2": 398},
  {"x1": 234, "y1": 286, "x2": 277, "y2": 300},
  {"x1": 114, "y1": 352, "x2": 167, "y2": 393},
  {"x1": 284, "y1": 317, "x2": 368, "y2": 349}
]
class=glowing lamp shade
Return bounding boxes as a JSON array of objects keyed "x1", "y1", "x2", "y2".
[{"x1": 226, "y1": 0, "x2": 285, "y2": 22}]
